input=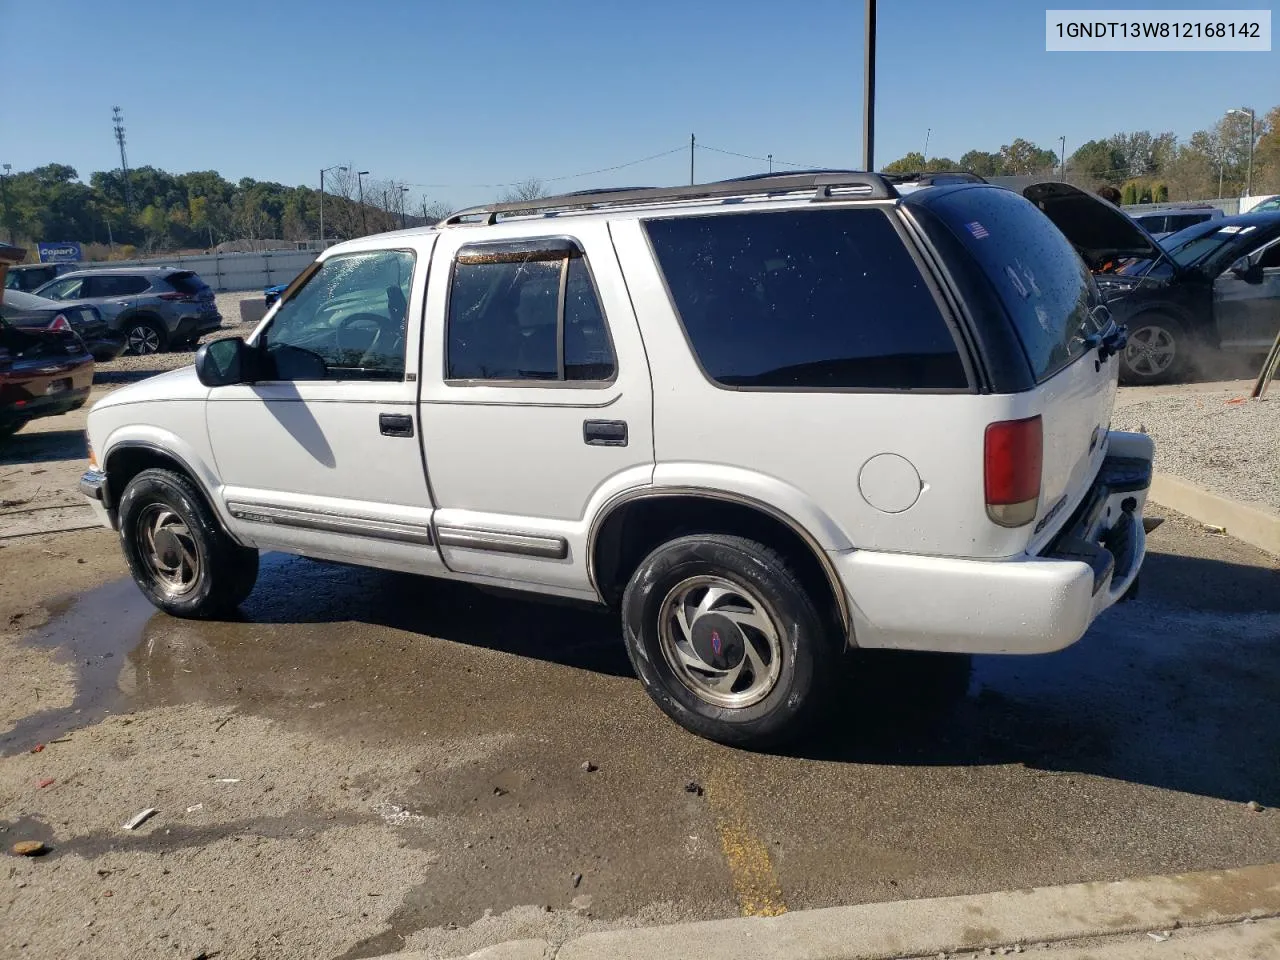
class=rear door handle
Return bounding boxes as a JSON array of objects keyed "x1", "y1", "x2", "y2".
[
  {"x1": 379, "y1": 413, "x2": 415, "y2": 438},
  {"x1": 583, "y1": 419, "x2": 627, "y2": 446}
]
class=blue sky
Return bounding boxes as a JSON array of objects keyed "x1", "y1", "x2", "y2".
[{"x1": 1, "y1": 0, "x2": 1274, "y2": 209}]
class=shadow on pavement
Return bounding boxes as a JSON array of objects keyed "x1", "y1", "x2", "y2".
[{"x1": 0, "y1": 428, "x2": 87, "y2": 465}]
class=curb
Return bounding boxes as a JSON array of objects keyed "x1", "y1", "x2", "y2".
[
  {"x1": 379, "y1": 861, "x2": 1280, "y2": 960},
  {"x1": 1149, "y1": 473, "x2": 1280, "y2": 557}
]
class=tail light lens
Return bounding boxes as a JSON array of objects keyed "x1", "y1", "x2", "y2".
[
  {"x1": 48, "y1": 314, "x2": 72, "y2": 332},
  {"x1": 984, "y1": 415, "x2": 1043, "y2": 527},
  {"x1": 158, "y1": 291, "x2": 195, "y2": 302}
]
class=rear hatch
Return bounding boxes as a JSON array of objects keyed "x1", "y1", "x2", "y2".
[
  {"x1": 910, "y1": 184, "x2": 1120, "y2": 550},
  {"x1": 164, "y1": 271, "x2": 218, "y2": 315}
]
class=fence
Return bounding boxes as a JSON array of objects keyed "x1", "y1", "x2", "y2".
[
  {"x1": 1121, "y1": 198, "x2": 1242, "y2": 216},
  {"x1": 76, "y1": 248, "x2": 318, "y2": 293}
]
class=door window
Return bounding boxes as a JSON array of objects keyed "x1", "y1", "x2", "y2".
[
  {"x1": 446, "y1": 242, "x2": 616, "y2": 383},
  {"x1": 37, "y1": 276, "x2": 85, "y2": 300},
  {"x1": 83, "y1": 275, "x2": 150, "y2": 297},
  {"x1": 258, "y1": 249, "x2": 415, "y2": 381},
  {"x1": 1257, "y1": 241, "x2": 1280, "y2": 270}
]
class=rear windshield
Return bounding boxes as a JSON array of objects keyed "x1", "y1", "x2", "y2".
[
  {"x1": 164, "y1": 271, "x2": 211, "y2": 295},
  {"x1": 643, "y1": 207, "x2": 968, "y2": 390},
  {"x1": 914, "y1": 186, "x2": 1101, "y2": 383}
]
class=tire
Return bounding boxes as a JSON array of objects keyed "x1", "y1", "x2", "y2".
[
  {"x1": 1119, "y1": 315, "x2": 1187, "y2": 385},
  {"x1": 118, "y1": 467, "x2": 259, "y2": 618},
  {"x1": 122, "y1": 318, "x2": 167, "y2": 356},
  {"x1": 621, "y1": 534, "x2": 839, "y2": 749}
]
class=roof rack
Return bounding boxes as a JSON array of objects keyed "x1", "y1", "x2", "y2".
[
  {"x1": 440, "y1": 171, "x2": 899, "y2": 226},
  {"x1": 881, "y1": 170, "x2": 988, "y2": 185}
]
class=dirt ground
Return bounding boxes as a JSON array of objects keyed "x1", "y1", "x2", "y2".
[{"x1": 2, "y1": 366, "x2": 1280, "y2": 959}]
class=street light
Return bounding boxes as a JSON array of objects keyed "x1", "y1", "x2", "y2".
[
  {"x1": 1, "y1": 163, "x2": 12, "y2": 244},
  {"x1": 357, "y1": 171, "x2": 370, "y2": 235},
  {"x1": 399, "y1": 186, "x2": 410, "y2": 230},
  {"x1": 1059, "y1": 136, "x2": 1067, "y2": 179},
  {"x1": 1227, "y1": 107, "x2": 1256, "y2": 197},
  {"x1": 318, "y1": 164, "x2": 347, "y2": 248}
]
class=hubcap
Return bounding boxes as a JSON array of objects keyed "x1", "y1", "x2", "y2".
[
  {"x1": 657, "y1": 575, "x2": 783, "y2": 709},
  {"x1": 1123, "y1": 324, "x2": 1176, "y2": 376},
  {"x1": 135, "y1": 503, "x2": 199, "y2": 596},
  {"x1": 126, "y1": 324, "x2": 162, "y2": 355}
]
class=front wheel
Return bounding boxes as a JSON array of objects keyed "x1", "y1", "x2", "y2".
[
  {"x1": 621, "y1": 534, "x2": 839, "y2": 749},
  {"x1": 118, "y1": 468, "x2": 259, "y2": 618},
  {"x1": 1119, "y1": 316, "x2": 1186, "y2": 385}
]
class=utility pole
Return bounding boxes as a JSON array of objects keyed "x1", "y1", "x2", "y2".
[
  {"x1": 357, "y1": 171, "x2": 369, "y2": 235},
  {"x1": 923, "y1": 128, "x2": 931, "y2": 165},
  {"x1": 112, "y1": 106, "x2": 134, "y2": 211},
  {"x1": 1, "y1": 164, "x2": 12, "y2": 244},
  {"x1": 319, "y1": 164, "x2": 347, "y2": 247},
  {"x1": 1059, "y1": 136, "x2": 1067, "y2": 179},
  {"x1": 399, "y1": 186, "x2": 409, "y2": 230},
  {"x1": 768, "y1": 154, "x2": 773, "y2": 173},
  {"x1": 690, "y1": 133, "x2": 695, "y2": 185},
  {"x1": 862, "y1": 0, "x2": 877, "y2": 171}
]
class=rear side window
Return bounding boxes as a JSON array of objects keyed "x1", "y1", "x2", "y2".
[
  {"x1": 446, "y1": 243, "x2": 616, "y2": 383},
  {"x1": 1165, "y1": 213, "x2": 1210, "y2": 232},
  {"x1": 918, "y1": 186, "x2": 1101, "y2": 383},
  {"x1": 84, "y1": 275, "x2": 151, "y2": 297},
  {"x1": 643, "y1": 208, "x2": 967, "y2": 390},
  {"x1": 164, "y1": 271, "x2": 210, "y2": 295}
]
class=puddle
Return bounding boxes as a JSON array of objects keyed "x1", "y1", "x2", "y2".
[{"x1": 2, "y1": 551, "x2": 629, "y2": 757}]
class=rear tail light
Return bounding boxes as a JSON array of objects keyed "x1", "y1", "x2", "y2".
[
  {"x1": 158, "y1": 291, "x2": 195, "y2": 302},
  {"x1": 984, "y1": 415, "x2": 1043, "y2": 527},
  {"x1": 48, "y1": 314, "x2": 72, "y2": 332}
]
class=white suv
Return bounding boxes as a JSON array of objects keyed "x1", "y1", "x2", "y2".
[{"x1": 79, "y1": 172, "x2": 1153, "y2": 747}]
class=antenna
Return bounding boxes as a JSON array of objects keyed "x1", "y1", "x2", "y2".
[{"x1": 112, "y1": 106, "x2": 134, "y2": 211}]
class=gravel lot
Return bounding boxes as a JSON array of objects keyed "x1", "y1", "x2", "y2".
[{"x1": 1113, "y1": 393, "x2": 1280, "y2": 513}]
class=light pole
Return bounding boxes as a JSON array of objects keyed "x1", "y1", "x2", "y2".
[
  {"x1": 923, "y1": 128, "x2": 931, "y2": 165},
  {"x1": 1059, "y1": 136, "x2": 1066, "y2": 179},
  {"x1": 1, "y1": 163, "x2": 12, "y2": 244},
  {"x1": 399, "y1": 186, "x2": 410, "y2": 230},
  {"x1": 357, "y1": 171, "x2": 370, "y2": 235},
  {"x1": 1227, "y1": 107, "x2": 1256, "y2": 197},
  {"x1": 319, "y1": 164, "x2": 347, "y2": 247},
  {"x1": 862, "y1": 0, "x2": 877, "y2": 170}
]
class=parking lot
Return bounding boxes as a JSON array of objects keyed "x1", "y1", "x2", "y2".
[{"x1": 2, "y1": 344, "x2": 1280, "y2": 959}]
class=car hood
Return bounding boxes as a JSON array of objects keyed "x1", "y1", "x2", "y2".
[
  {"x1": 1022, "y1": 182, "x2": 1166, "y2": 269},
  {"x1": 91, "y1": 363, "x2": 209, "y2": 411}
]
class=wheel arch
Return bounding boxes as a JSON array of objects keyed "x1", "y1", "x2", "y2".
[
  {"x1": 587, "y1": 487, "x2": 852, "y2": 643},
  {"x1": 102, "y1": 439, "x2": 237, "y2": 541}
]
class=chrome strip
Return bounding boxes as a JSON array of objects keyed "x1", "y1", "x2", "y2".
[
  {"x1": 436, "y1": 526, "x2": 568, "y2": 560},
  {"x1": 225, "y1": 502, "x2": 434, "y2": 545}
]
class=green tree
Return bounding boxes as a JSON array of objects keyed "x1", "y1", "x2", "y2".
[
  {"x1": 1121, "y1": 181, "x2": 1140, "y2": 205},
  {"x1": 1069, "y1": 139, "x2": 1125, "y2": 182},
  {"x1": 998, "y1": 139, "x2": 1059, "y2": 175},
  {"x1": 959, "y1": 150, "x2": 1006, "y2": 177},
  {"x1": 881, "y1": 152, "x2": 925, "y2": 173}
]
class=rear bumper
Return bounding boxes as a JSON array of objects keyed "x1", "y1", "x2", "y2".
[
  {"x1": 0, "y1": 386, "x2": 92, "y2": 428},
  {"x1": 834, "y1": 431, "x2": 1154, "y2": 655},
  {"x1": 173, "y1": 314, "x2": 223, "y2": 341}
]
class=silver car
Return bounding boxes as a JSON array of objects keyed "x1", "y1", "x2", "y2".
[{"x1": 34, "y1": 266, "x2": 222, "y2": 355}]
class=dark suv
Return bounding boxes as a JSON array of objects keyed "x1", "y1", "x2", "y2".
[
  {"x1": 3, "y1": 261, "x2": 82, "y2": 293},
  {"x1": 34, "y1": 266, "x2": 222, "y2": 355}
]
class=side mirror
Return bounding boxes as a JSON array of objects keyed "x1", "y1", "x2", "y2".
[
  {"x1": 195, "y1": 337, "x2": 255, "y2": 386},
  {"x1": 1230, "y1": 256, "x2": 1264, "y2": 284}
]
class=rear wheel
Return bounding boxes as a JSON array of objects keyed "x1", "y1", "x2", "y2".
[
  {"x1": 118, "y1": 467, "x2": 259, "y2": 618},
  {"x1": 1119, "y1": 316, "x2": 1186, "y2": 384},
  {"x1": 123, "y1": 318, "x2": 167, "y2": 356},
  {"x1": 621, "y1": 534, "x2": 839, "y2": 748}
]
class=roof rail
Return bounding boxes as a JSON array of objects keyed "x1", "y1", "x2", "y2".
[
  {"x1": 440, "y1": 172, "x2": 899, "y2": 226},
  {"x1": 881, "y1": 170, "x2": 988, "y2": 185}
]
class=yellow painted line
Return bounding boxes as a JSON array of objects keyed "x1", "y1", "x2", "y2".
[{"x1": 707, "y1": 763, "x2": 788, "y2": 917}]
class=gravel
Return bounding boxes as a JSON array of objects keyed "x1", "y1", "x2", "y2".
[
  {"x1": 90, "y1": 292, "x2": 257, "y2": 385},
  {"x1": 1112, "y1": 394, "x2": 1280, "y2": 513}
]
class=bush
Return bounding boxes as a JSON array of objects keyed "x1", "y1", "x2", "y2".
[{"x1": 1121, "y1": 181, "x2": 1140, "y2": 205}]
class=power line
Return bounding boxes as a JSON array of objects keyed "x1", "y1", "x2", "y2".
[
  {"x1": 402, "y1": 145, "x2": 686, "y2": 191},
  {"x1": 696, "y1": 143, "x2": 827, "y2": 170}
]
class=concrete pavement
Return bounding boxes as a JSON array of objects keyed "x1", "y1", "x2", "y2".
[{"x1": 382, "y1": 862, "x2": 1280, "y2": 960}]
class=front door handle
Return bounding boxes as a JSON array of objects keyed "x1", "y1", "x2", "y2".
[
  {"x1": 583, "y1": 419, "x2": 627, "y2": 446},
  {"x1": 379, "y1": 413, "x2": 415, "y2": 438}
]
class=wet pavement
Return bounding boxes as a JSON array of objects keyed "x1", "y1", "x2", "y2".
[{"x1": 2, "y1": 512, "x2": 1279, "y2": 959}]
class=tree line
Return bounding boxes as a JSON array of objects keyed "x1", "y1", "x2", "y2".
[
  {"x1": 882, "y1": 105, "x2": 1279, "y2": 204},
  {"x1": 0, "y1": 164, "x2": 453, "y2": 261}
]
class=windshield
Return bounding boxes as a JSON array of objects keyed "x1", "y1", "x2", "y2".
[{"x1": 1165, "y1": 222, "x2": 1252, "y2": 269}]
